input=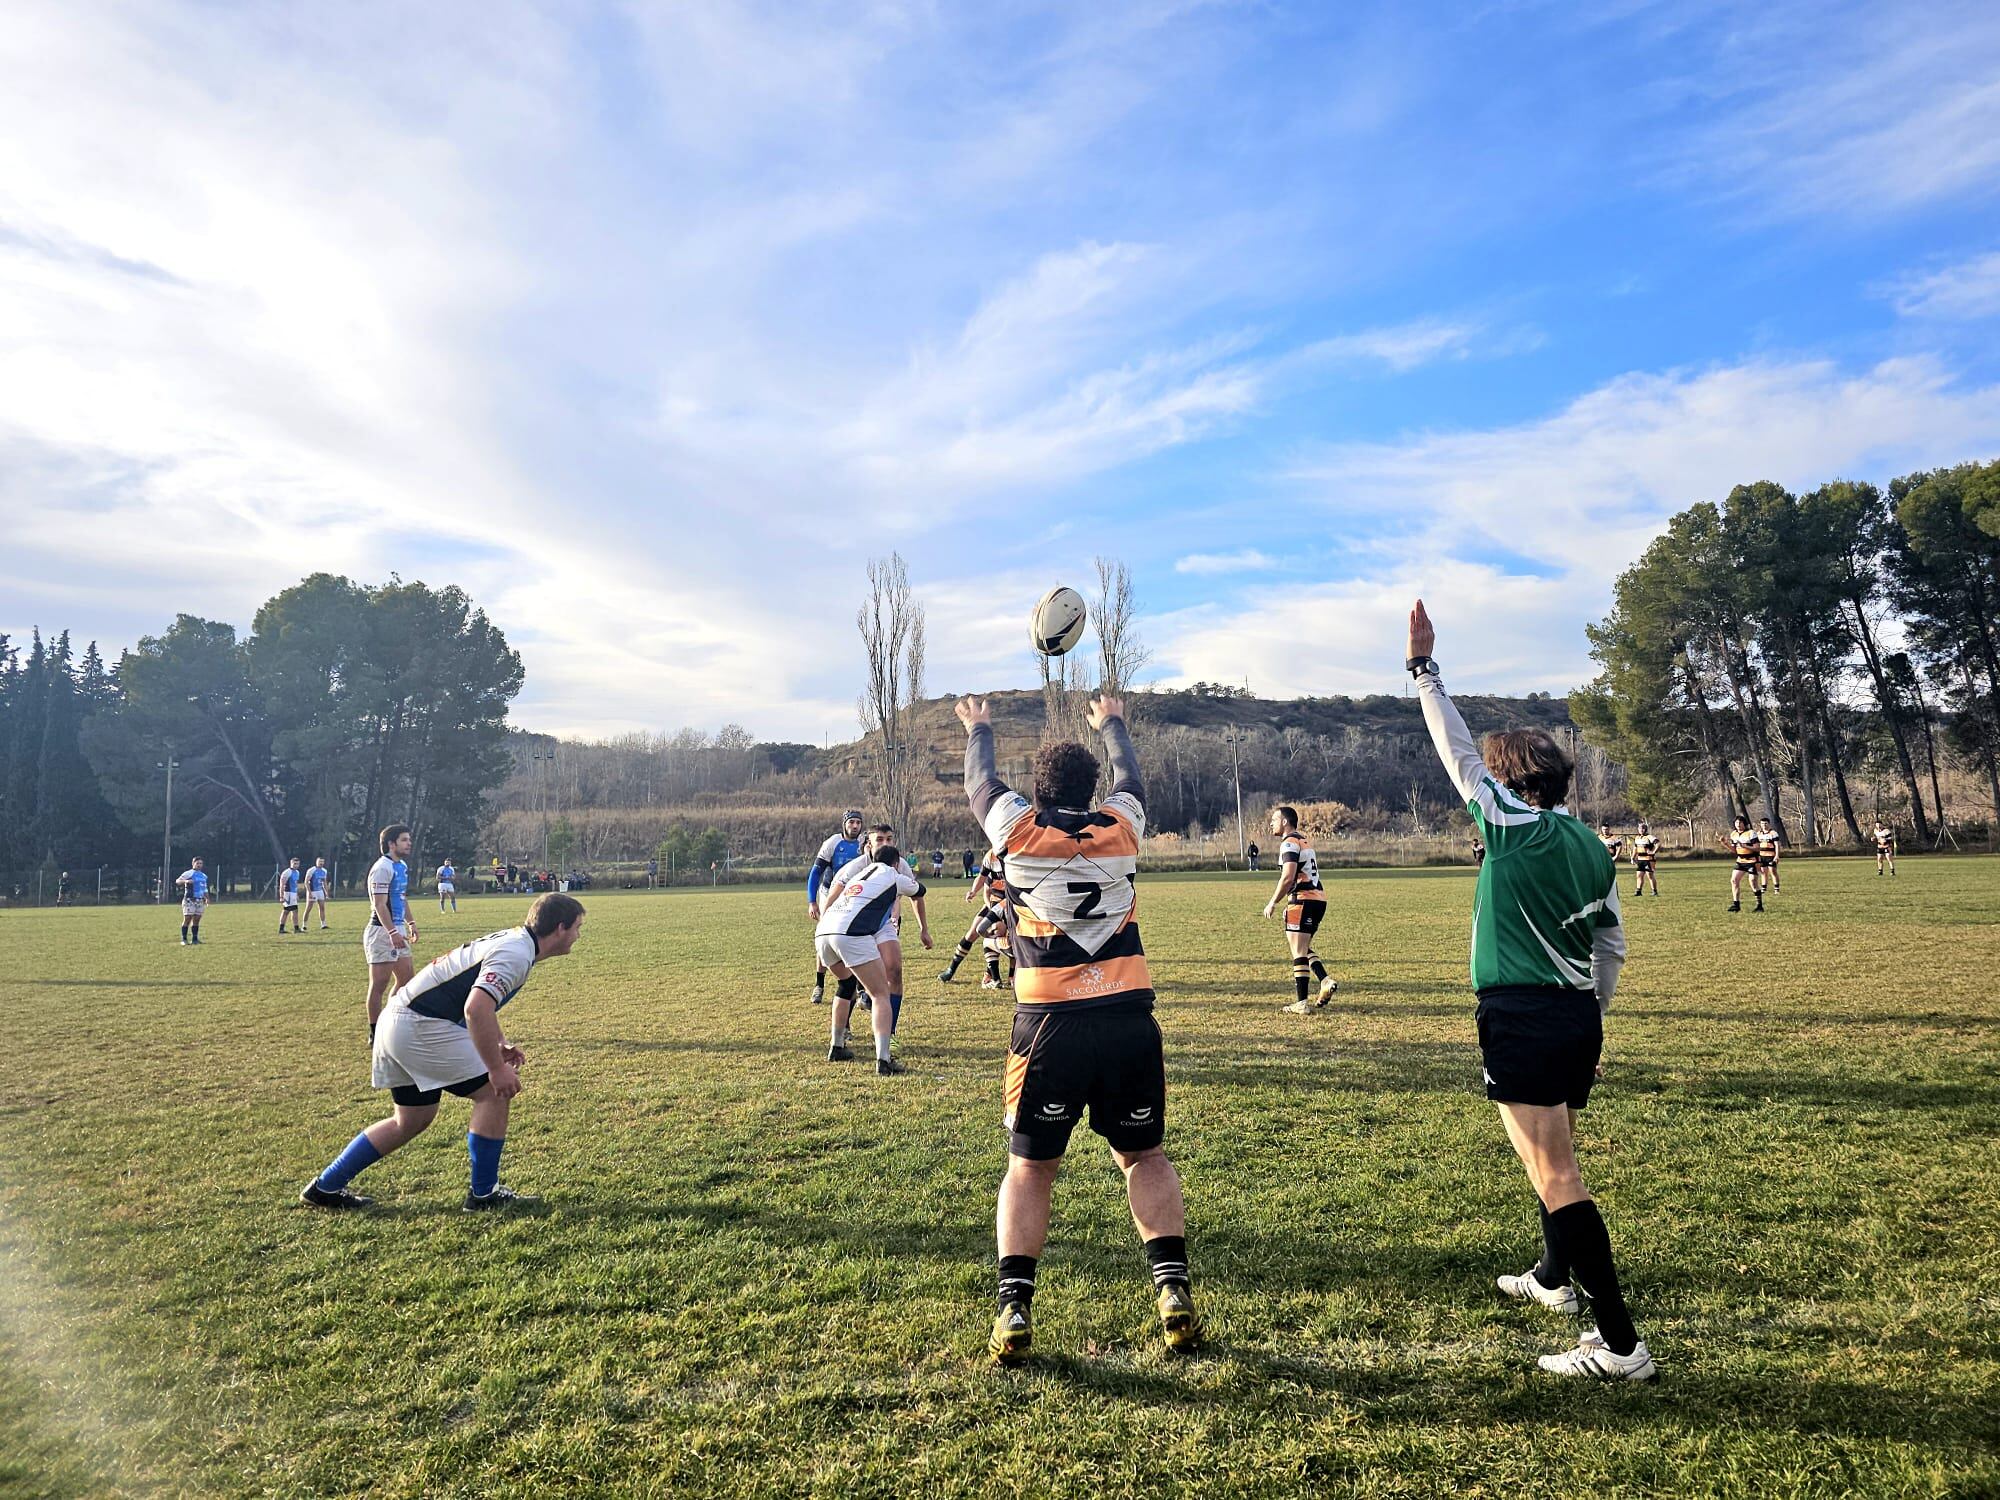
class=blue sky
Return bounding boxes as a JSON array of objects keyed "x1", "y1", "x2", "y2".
[{"x1": 4, "y1": 0, "x2": 1999, "y2": 740}]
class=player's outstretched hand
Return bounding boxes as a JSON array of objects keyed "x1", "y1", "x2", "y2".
[
  {"x1": 955, "y1": 695, "x2": 991, "y2": 731},
  {"x1": 501, "y1": 1043, "x2": 527, "y2": 1069},
  {"x1": 1408, "y1": 599, "x2": 1436, "y2": 661},
  {"x1": 1087, "y1": 694, "x2": 1125, "y2": 730}
]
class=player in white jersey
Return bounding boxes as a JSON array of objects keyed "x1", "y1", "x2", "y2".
[
  {"x1": 304, "y1": 858, "x2": 331, "y2": 928},
  {"x1": 815, "y1": 847, "x2": 925, "y2": 1074},
  {"x1": 437, "y1": 858, "x2": 458, "y2": 913},
  {"x1": 365, "y1": 824, "x2": 420, "y2": 1037},
  {"x1": 1629, "y1": 824, "x2": 1660, "y2": 896},
  {"x1": 278, "y1": 858, "x2": 304, "y2": 934},
  {"x1": 827, "y1": 823, "x2": 932, "y2": 1038},
  {"x1": 300, "y1": 892, "x2": 586, "y2": 1212},
  {"x1": 1872, "y1": 819, "x2": 1897, "y2": 875}
]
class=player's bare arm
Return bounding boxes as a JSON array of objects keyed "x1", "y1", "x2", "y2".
[{"x1": 1263, "y1": 860, "x2": 1297, "y2": 919}]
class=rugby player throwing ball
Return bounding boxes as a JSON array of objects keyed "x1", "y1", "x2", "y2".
[{"x1": 1409, "y1": 599, "x2": 1654, "y2": 1380}]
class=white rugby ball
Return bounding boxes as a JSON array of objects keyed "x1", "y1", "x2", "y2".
[{"x1": 1030, "y1": 585, "x2": 1088, "y2": 657}]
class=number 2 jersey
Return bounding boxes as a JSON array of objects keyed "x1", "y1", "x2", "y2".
[{"x1": 964, "y1": 718, "x2": 1152, "y2": 1013}]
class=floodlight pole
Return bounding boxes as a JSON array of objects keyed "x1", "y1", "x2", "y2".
[
  {"x1": 1225, "y1": 730, "x2": 1245, "y2": 864},
  {"x1": 157, "y1": 756, "x2": 179, "y2": 901}
]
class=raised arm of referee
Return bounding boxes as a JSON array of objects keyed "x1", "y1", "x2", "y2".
[{"x1": 1407, "y1": 598, "x2": 1652, "y2": 1381}]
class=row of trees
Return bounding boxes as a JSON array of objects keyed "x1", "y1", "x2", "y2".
[
  {"x1": 1, "y1": 574, "x2": 523, "y2": 885},
  {"x1": 1574, "y1": 461, "x2": 2000, "y2": 845}
]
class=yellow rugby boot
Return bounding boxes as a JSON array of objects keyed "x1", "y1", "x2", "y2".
[
  {"x1": 1157, "y1": 1282, "x2": 1203, "y2": 1354},
  {"x1": 989, "y1": 1300, "x2": 1032, "y2": 1365}
]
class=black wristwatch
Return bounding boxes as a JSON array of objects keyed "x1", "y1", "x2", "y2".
[{"x1": 1406, "y1": 655, "x2": 1439, "y2": 680}]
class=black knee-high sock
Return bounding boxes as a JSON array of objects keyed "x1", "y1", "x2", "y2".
[
  {"x1": 1144, "y1": 1234, "x2": 1190, "y2": 1289},
  {"x1": 1533, "y1": 1200, "x2": 1569, "y2": 1288},
  {"x1": 986, "y1": 953, "x2": 1001, "y2": 983},
  {"x1": 997, "y1": 1254, "x2": 1037, "y2": 1308},
  {"x1": 815, "y1": 964, "x2": 826, "y2": 986},
  {"x1": 1291, "y1": 957, "x2": 1311, "y2": 1002},
  {"x1": 1547, "y1": 1199, "x2": 1637, "y2": 1355},
  {"x1": 1309, "y1": 954, "x2": 1327, "y2": 981}
]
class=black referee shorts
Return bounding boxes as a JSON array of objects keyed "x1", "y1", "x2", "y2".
[
  {"x1": 1475, "y1": 987, "x2": 1601, "y2": 1110},
  {"x1": 1004, "y1": 1005, "x2": 1165, "y2": 1160}
]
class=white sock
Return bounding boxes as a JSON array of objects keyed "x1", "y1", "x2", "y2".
[{"x1": 875, "y1": 1026, "x2": 892, "y2": 1062}]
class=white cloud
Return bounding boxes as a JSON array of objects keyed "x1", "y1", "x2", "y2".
[
  {"x1": 1175, "y1": 549, "x2": 1276, "y2": 575},
  {"x1": 1148, "y1": 354, "x2": 2000, "y2": 699},
  {"x1": 1665, "y1": 3, "x2": 2000, "y2": 219},
  {"x1": 1887, "y1": 250, "x2": 2000, "y2": 320}
]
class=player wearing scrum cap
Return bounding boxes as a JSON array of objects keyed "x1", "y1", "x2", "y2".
[
  {"x1": 806, "y1": 811, "x2": 867, "y2": 1006},
  {"x1": 1408, "y1": 599, "x2": 1653, "y2": 1380},
  {"x1": 300, "y1": 892, "x2": 586, "y2": 1212}
]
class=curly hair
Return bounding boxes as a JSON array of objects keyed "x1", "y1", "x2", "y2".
[{"x1": 1032, "y1": 740, "x2": 1101, "y2": 809}]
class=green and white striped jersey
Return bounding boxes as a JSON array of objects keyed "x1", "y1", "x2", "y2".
[{"x1": 1417, "y1": 672, "x2": 1626, "y2": 999}]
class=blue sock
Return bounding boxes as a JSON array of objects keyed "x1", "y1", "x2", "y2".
[
  {"x1": 889, "y1": 992, "x2": 902, "y2": 1033},
  {"x1": 317, "y1": 1131, "x2": 383, "y2": 1191},
  {"x1": 468, "y1": 1132, "x2": 504, "y2": 1198}
]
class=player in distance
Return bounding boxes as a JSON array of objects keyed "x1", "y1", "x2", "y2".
[
  {"x1": 175, "y1": 857, "x2": 209, "y2": 945},
  {"x1": 1727, "y1": 816, "x2": 1761, "y2": 912},
  {"x1": 300, "y1": 892, "x2": 586, "y2": 1212},
  {"x1": 1408, "y1": 598, "x2": 1652, "y2": 1380},
  {"x1": 437, "y1": 857, "x2": 459, "y2": 913},
  {"x1": 304, "y1": 857, "x2": 331, "y2": 928},
  {"x1": 365, "y1": 825, "x2": 419, "y2": 1037},
  {"x1": 939, "y1": 849, "x2": 1012, "y2": 987},
  {"x1": 824, "y1": 823, "x2": 933, "y2": 1057},
  {"x1": 806, "y1": 811, "x2": 866, "y2": 1006},
  {"x1": 958, "y1": 691, "x2": 1201, "y2": 1366},
  {"x1": 1755, "y1": 818, "x2": 1782, "y2": 894},
  {"x1": 1872, "y1": 818, "x2": 1897, "y2": 875},
  {"x1": 815, "y1": 846, "x2": 925, "y2": 1075},
  {"x1": 1630, "y1": 824, "x2": 1660, "y2": 897},
  {"x1": 1262, "y1": 805, "x2": 1339, "y2": 1013},
  {"x1": 278, "y1": 858, "x2": 304, "y2": 934}
]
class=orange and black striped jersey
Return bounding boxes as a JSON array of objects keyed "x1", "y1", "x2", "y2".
[
  {"x1": 1279, "y1": 833, "x2": 1324, "y2": 899},
  {"x1": 1599, "y1": 833, "x2": 1624, "y2": 859},
  {"x1": 1755, "y1": 830, "x2": 1780, "y2": 859},
  {"x1": 1631, "y1": 834, "x2": 1659, "y2": 863},
  {"x1": 978, "y1": 852, "x2": 1006, "y2": 901},
  {"x1": 1729, "y1": 831, "x2": 1759, "y2": 865},
  {"x1": 965, "y1": 718, "x2": 1152, "y2": 1013}
]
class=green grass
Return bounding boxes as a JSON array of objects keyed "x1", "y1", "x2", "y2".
[{"x1": 1, "y1": 860, "x2": 1997, "y2": 1497}]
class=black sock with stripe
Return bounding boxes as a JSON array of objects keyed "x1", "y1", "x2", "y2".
[
  {"x1": 1547, "y1": 1199, "x2": 1637, "y2": 1355},
  {"x1": 1309, "y1": 955, "x2": 1328, "y2": 981},
  {"x1": 997, "y1": 1254, "x2": 1037, "y2": 1308},
  {"x1": 1144, "y1": 1235, "x2": 1190, "y2": 1290},
  {"x1": 986, "y1": 954, "x2": 1001, "y2": 983},
  {"x1": 1291, "y1": 958, "x2": 1311, "y2": 1002}
]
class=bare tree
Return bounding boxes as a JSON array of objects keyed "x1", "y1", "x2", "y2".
[
  {"x1": 857, "y1": 552, "x2": 926, "y2": 835},
  {"x1": 1091, "y1": 556, "x2": 1151, "y2": 697},
  {"x1": 1038, "y1": 648, "x2": 1090, "y2": 747}
]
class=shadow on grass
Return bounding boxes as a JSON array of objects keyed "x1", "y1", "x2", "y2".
[{"x1": 1618, "y1": 1005, "x2": 2000, "y2": 1030}]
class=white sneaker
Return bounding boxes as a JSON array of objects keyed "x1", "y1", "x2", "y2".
[
  {"x1": 1280, "y1": 998, "x2": 1314, "y2": 1014},
  {"x1": 1537, "y1": 1336, "x2": 1655, "y2": 1380},
  {"x1": 1495, "y1": 1269, "x2": 1579, "y2": 1314}
]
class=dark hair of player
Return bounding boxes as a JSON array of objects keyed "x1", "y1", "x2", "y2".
[
  {"x1": 1733, "y1": 815, "x2": 1749, "y2": 829},
  {"x1": 1273, "y1": 805, "x2": 1299, "y2": 829},
  {"x1": 870, "y1": 823, "x2": 893, "y2": 836},
  {"x1": 1479, "y1": 729, "x2": 1572, "y2": 810},
  {"x1": 1032, "y1": 741, "x2": 1100, "y2": 809},
  {"x1": 379, "y1": 823, "x2": 411, "y2": 854},
  {"x1": 870, "y1": 844, "x2": 902, "y2": 869},
  {"x1": 525, "y1": 892, "x2": 585, "y2": 937}
]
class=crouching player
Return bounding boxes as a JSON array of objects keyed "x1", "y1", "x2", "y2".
[
  {"x1": 300, "y1": 893, "x2": 586, "y2": 1212},
  {"x1": 958, "y1": 691, "x2": 1201, "y2": 1366},
  {"x1": 816, "y1": 846, "x2": 924, "y2": 1075},
  {"x1": 1409, "y1": 599, "x2": 1652, "y2": 1379}
]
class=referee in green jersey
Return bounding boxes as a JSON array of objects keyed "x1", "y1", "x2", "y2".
[{"x1": 1408, "y1": 600, "x2": 1655, "y2": 1380}]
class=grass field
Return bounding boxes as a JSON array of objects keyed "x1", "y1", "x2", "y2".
[{"x1": 1, "y1": 858, "x2": 1997, "y2": 1497}]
